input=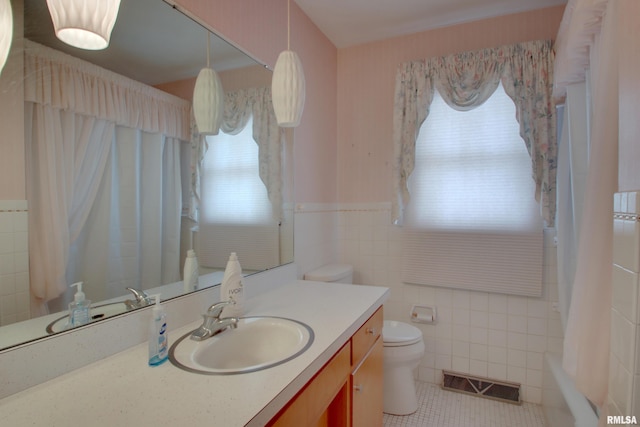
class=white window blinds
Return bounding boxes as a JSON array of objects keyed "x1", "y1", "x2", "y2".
[{"x1": 402, "y1": 84, "x2": 543, "y2": 297}]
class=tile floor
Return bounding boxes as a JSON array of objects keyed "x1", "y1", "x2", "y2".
[{"x1": 383, "y1": 381, "x2": 547, "y2": 427}]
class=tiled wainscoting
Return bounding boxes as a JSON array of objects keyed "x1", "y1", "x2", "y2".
[
  {"x1": 0, "y1": 200, "x2": 30, "y2": 326},
  {"x1": 610, "y1": 191, "x2": 640, "y2": 417},
  {"x1": 295, "y1": 202, "x2": 564, "y2": 405}
]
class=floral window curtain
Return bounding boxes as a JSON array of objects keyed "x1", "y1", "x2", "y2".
[
  {"x1": 188, "y1": 87, "x2": 284, "y2": 223},
  {"x1": 392, "y1": 40, "x2": 556, "y2": 226}
]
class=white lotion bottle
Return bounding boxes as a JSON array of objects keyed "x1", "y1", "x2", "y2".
[
  {"x1": 148, "y1": 294, "x2": 168, "y2": 366},
  {"x1": 220, "y1": 252, "x2": 244, "y2": 317},
  {"x1": 68, "y1": 282, "x2": 91, "y2": 328},
  {"x1": 183, "y1": 249, "x2": 199, "y2": 292}
]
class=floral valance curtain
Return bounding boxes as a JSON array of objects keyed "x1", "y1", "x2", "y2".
[
  {"x1": 188, "y1": 86, "x2": 284, "y2": 222},
  {"x1": 24, "y1": 40, "x2": 191, "y2": 141},
  {"x1": 392, "y1": 39, "x2": 556, "y2": 226}
]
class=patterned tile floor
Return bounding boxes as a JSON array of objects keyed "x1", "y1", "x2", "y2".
[{"x1": 383, "y1": 381, "x2": 547, "y2": 427}]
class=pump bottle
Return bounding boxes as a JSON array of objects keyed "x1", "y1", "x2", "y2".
[
  {"x1": 220, "y1": 252, "x2": 244, "y2": 317},
  {"x1": 148, "y1": 294, "x2": 168, "y2": 366},
  {"x1": 68, "y1": 282, "x2": 91, "y2": 328}
]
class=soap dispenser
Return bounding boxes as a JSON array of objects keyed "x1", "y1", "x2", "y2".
[
  {"x1": 148, "y1": 294, "x2": 168, "y2": 366},
  {"x1": 68, "y1": 282, "x2": 91, "y2": 328}
]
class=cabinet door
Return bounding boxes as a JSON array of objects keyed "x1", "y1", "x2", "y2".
[{"x1": 352, "y1": 337, "x2": 383, "y2": 427}]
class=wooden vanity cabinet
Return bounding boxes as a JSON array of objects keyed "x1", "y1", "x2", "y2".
[
  {"x1": 267, "y1": 307, "x2": 384, "y2": 427},
  {"x1": 351, "y1": 307, "x2": 384, "y2": 427}
]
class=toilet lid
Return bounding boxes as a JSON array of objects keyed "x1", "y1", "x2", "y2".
[{"x1": 382, "y1": 320, "x2": 422, "y2": 345}]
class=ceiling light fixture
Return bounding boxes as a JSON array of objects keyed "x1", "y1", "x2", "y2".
[
  {"x1": 193, "y1": 32, "x2": 224, "y2": 136},
  {"x1": 46, "y1": 0, "x2": 122, "y2": 50},
  {"x1": 0, "y1": 0, "x2": 12, "y2": 74},
  {"x1": 271, "y1": 0, "x2": 306, "y2": 127}
]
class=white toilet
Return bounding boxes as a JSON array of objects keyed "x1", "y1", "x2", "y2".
[{"x1": 304, "y1": 264, "x2": 425, "y2": 416}]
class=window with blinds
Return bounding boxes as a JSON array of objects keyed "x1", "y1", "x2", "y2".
[
  {"x1": 198, "y1": 117, "x2": 279, "y2": 270},
  {"x1": 402, "y1": 83, "x2": 543, "y2": 297}
]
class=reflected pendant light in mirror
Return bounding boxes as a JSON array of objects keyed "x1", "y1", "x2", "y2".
[
  {"x1": 193, "y1": 32, "x2": 224, "y2": 135},
  {"x1": 272, "y1": 0, "x2": 305, "y2": 127},
  {"x1": 46, "y1": 0, "x2": 122, "y2": 50},
  {"x1": 0, "y1": 0, "x2": 11, "y2": 73}
]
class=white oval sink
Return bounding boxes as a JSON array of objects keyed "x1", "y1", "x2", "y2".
[
  {"x1": 169, "y1": 316, "x2": 314, "y2": 375},
  {"x1": 46, "y1": 302, "x2": 130, "y2": 333}
]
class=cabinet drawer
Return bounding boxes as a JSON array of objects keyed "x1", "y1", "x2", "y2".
[{"x1": 351, "y1": 306, "x2": 383, "y2": 367}]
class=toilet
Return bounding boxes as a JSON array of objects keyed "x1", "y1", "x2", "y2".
[{"x1": 304, "y1": 263, "x2": 425, "y2": 416}]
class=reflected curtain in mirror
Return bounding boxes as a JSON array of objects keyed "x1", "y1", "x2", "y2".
[
  {"x1": 24, "y1": 40, "x2": 190, "y2": 314},
  {"x1": 189, "y1": 87, "x2": 285, "y2": 270}
]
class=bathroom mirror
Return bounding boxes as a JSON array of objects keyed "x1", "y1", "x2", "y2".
[{"x1": 0, "y1": 0, "x2": 293, "y2": 350}]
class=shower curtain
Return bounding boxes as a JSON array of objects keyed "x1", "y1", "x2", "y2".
[{"x1": 24, "y1": 40, "x2": 190, "y2": 314}]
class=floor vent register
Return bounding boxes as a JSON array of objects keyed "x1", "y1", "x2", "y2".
[{"x1": 442, "y1": 370, "x2": 521, "y2": 405}]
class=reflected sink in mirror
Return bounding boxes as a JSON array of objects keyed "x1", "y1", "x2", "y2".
[
  {"x1": 45, "y1": 302, "x2": 130, "y2": 334},
  {"x1": 169, "y1": 317, "x2": 314, "y2": 375}
]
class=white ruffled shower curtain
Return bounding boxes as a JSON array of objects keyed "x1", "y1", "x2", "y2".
[{"x1": 24, "y1": 40, "x2": 190, "y2": 314}]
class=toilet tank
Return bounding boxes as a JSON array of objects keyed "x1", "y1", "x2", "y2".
[{"x1": 304, "y1": 264, "x2": 353, "y2": 284}]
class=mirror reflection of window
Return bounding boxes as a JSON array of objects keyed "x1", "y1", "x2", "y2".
[
  {"x1": 201, "y1": 117, "x2": 272, "y2": 225},
  {"x1": 198, "y1": 117, "x2": 280, "y2": 272}
]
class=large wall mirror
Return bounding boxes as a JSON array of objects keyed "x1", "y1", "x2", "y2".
[{"x1": 0, "y1": 0, "x2": 294, "y2": 350}]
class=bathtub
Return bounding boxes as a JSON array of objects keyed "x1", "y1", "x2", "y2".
[{"x1": 543, "y1": 353, "x2": 598, "y2": 427}]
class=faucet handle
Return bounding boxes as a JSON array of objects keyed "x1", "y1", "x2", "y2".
[
  {"x1": 206, "y1": 300, "x2": 235, "y2": 319},
  {"x1": 126, "y1": 287, "x2": 150, "y2": 304}
]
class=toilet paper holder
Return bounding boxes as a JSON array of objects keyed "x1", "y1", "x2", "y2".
[{"x1": 410, "y1": 305, "x2": 436, "y2": 324}]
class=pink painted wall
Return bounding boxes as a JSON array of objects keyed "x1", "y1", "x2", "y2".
[
  {"x1": 336, "y1": 6, "x2": 565, "y2": 203},
  {"x1": 174, "y1": 0, "x2": 338, "y2": 203}
]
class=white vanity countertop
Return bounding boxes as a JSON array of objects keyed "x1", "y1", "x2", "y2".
[{"x1": 0, "y1": 280, "x2": 388, "y2": 427}]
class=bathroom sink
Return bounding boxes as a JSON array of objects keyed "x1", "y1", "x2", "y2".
[
  {"x1": 169, "y1": 316, "x2": 314, "y2": 375},
  {"x1": 46, "y1": 302, "x2": 130, "y2": 333}
]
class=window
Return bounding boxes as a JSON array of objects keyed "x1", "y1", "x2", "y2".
[
  {"x1": 197, "y1": 117, "x2": 280, "y2": 270},
  {"x1": 403, "y1": 83, "x2": 543, "y2": 296},
  {"x1": 200, "y1": 117, "x2": 272, "y2": 225}
]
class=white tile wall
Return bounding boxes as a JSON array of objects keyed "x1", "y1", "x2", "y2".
[
  {"x1": 292, "y1": 202, "x2": 561, "y2": 405},
  {"x1": 0, "y1": 200, "x2": 30, "y2": 326},
  {"x1": 609, "y1": 191, "x2": 640, "y2": 417}
]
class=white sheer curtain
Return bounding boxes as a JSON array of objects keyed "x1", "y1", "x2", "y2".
[
  {"x1": 24, "y1": 40, "x2": 189, "y2": 313},
  {"x1": 25, "y1": 103, "x2": 114, "y2": 305},
  {"x1": 62, "y1": 130, "x2": 182, "y2": 307},
  {"x1": 558, "y1": 0, "x2": 618, "y2": 412},
  {"x1": 555, "y1": 82, "x2": 590, "y2": 331}
]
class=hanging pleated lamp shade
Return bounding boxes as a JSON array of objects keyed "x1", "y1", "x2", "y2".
[
  {"x1": 193, "y1": 67, "x2": 224, "y2": 135},
  {"x1": 0, "y1": 0, "x2": 12, "y2": 74},
  {"x1": 272, "y1": 50, "x2": 305, "y2": 127},
  {"x1": 46, "y1": 0, "x2": 121, "y2": 50}
]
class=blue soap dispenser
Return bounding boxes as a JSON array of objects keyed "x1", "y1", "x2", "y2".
[
  {"x1": 148, "y1": 294, "x2": 168, "y2": 366},
  {"x1": 68, "y1": 282, "x2": 91, "y2": 328}
]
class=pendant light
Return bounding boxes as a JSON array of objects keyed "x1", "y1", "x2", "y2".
[
  {"x1": 46, "y1": 0, "x2": 121, "y2": 50},
  {"x1": 0, "y1": 0, "x2": 12, "y2": 74},
  {"x1": 192, "y1": 32, "x2": 224, "y2": 136},
  {"x1": 271, "y1": 0, "x2": 305, "y2": 127}
]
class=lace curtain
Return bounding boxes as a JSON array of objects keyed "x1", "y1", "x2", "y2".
[
  {"x1": 188, "y1": 86, "x2": 285, "y2": 223},
  {"x1": 392, "y1": 40, "x2": 556, "y2": 226}
]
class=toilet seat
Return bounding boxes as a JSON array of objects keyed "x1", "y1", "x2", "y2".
[{"x1": 382, "y1": 320, "x2": 422, "y2": 347}]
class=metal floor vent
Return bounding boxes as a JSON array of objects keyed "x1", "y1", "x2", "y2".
[{"x1": 442, "y1": 370, "x2": 521, "y2": 405}]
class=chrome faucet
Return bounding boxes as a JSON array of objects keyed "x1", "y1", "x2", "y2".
[
  {"x1": 190, "y1": 300, "x2": 239, "y2": 341},
  {"x1": 124, "y1": 287, "x2": 152, "y2": 309}
]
